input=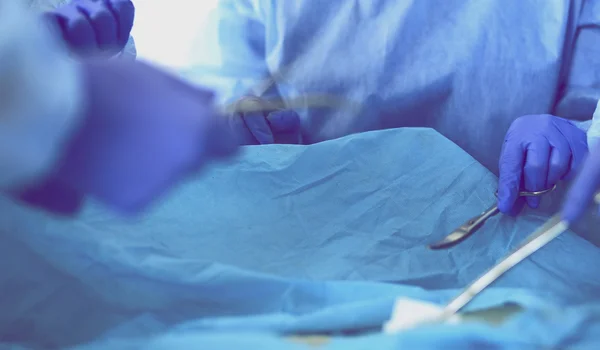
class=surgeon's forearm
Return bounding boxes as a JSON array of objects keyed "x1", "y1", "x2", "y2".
[{"x1": 0, "y1": 0, "x2": 83, "y2": 191}]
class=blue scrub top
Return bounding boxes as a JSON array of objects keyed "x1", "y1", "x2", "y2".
[{"x1": 190, "y1": 0, "x2": 600, "y2": 174}]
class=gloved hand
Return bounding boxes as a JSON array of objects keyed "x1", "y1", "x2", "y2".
[
  {"x1": 229, "y1": 96, "x2": 302, "y2": 145},
  {"x1": 18, "y1": 59, "x2": 238, "y2": 215},
  {"x1": 498, "y1": 114, "x2": 588, "y2": 214},
  {"x1": 45, "y1": 0, "x2": 134, "y2": 57},
  {"x1": 562, "y1": 142, "x2": 600, "y2": 223}
]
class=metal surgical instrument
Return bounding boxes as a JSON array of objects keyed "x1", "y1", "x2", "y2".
[
  {"x1": 436, "y1": 213, "x2": 567, "y2": 320},
  {"x1": 428, "y1": 185, "x2": 557, "y2": 250},
  {"x1": 436, "y1": 191, "x2": 600, "y2": 320},
  {"x1": 389, "y1": 191, "x2": 600, "y2": 330}
]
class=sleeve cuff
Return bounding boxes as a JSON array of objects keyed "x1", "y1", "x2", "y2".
[{"x1": 587, "y1": 99, "x2": 600, "y2": 150}]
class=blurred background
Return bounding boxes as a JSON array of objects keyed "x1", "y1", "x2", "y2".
[{"x1": 131, "y1": 0, "x2": 219, "y2": 70}]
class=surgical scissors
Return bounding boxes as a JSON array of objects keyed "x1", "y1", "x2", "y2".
[
  {"x1": 428, "y1": 185, "x2": 557, "y2": 250},
  {"x1": 435, "y1": 191, "x2": 600, "y2": 321}
]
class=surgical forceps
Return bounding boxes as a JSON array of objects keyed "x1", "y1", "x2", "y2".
[
  {"x1": 434, "y1": 191, "x2": 600, "y2": 322},
  {"x1": 428, "y1": 185, "x2": 557, "y2": 250}
]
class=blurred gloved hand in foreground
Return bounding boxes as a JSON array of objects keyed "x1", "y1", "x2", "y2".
[
  {"x1": 229, "y1": 96, "x2": 302, "y2": 145},
  {"x1": 498, "y1": 114, "x2": 588, "y2": 214},
  {"x1": 562, "y1": 142, "x2": 600, "y2": 223},
  {"x1": 44, "y1": 0, "x2": 134, "y2": 57},
  {"x1": 18, "y1": 59, "x2": 238, "y2": 215}
]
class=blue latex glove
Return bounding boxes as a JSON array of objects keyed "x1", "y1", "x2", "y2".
[
  {"x1": 562, "y1": 142, "x2": 600, "y2": 223},
  {"x1": 498, "y1": 114, "x2": 588, "y2": 214},
  {"x1": 229, "y1": 97, "x2": 302, "y2": 145},
  {"x1": 18, "y1": 59, "x2": 238, "y2": 215},
  {"x1": 45, "y1": 0, "x2": 134, "y2": 57}
]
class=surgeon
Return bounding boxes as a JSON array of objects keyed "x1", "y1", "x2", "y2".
[
  {"x1": 1, "y1": 0, "x2": 238, "y2": 216},
  {"x1": 192, "y1": 0, "x2": 599, "y2": 216}
]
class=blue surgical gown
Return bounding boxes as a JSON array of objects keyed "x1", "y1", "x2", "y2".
[{"x1": 188, "y1": 0, "x2": 600, "y2": 174}]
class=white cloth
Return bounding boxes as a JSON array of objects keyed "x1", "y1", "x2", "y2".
[
  {"x1": 588, "y1": 99, "x2": 600, "y2": 150},
  {"x1": 0, "y1": 0, "x2": 82, "y2": 190}
]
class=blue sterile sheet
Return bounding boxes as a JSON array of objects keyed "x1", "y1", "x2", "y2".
[{"x1": 0, "y1": 128, "x2": 599, "y2": 349}]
